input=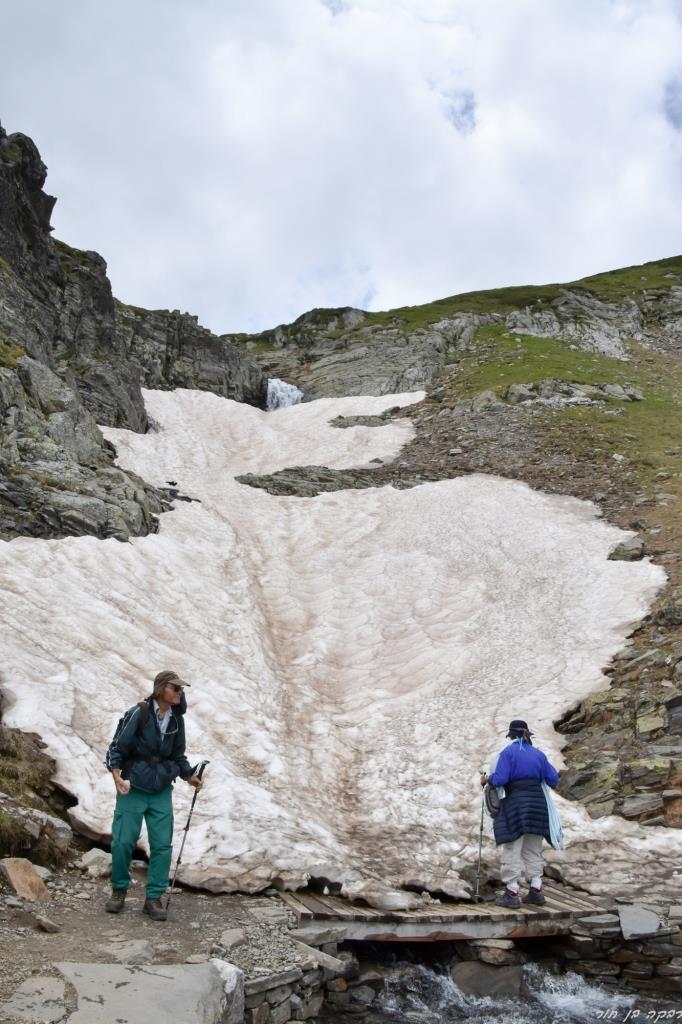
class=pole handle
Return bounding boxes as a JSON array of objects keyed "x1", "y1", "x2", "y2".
[{"x1": 195, "y1": 759, "x2": 210, "y2": 780}]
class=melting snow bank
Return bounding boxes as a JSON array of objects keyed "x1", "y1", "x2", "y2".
[
  {"x1": 0, "y1": 387, "x2": 676, "y2": 900},
  {"x1": 266, "y1": 377, "x2": 304, "y2": 409}
]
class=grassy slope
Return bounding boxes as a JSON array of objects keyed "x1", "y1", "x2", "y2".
[
  {"x1": 448, "y1": 324, "x2": 682, "y2": 496},
  {"x1": 369, "y1": 253, "x2": 682, "y2": 501},
  {"x1": 365, "y1": 254, "x2": 682, "y2": 330}
]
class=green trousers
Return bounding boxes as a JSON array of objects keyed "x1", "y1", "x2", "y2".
[{"x1": 111, "y1": 785, "x2": 174, "y2": 899}]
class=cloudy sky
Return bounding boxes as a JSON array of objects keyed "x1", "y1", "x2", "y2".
[{"x1": 2, "y1": 0, "x2": 682, "y2": 334}]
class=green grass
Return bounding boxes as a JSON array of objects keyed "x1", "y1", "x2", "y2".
[
  {"x1": 0, "y1": 142, "x2": 21, "y2": 163},
  {"x1": 574, "y1": 256, "x2": 682, "y2": 302},
  {"x1": 53, "y1": 238, "x2": 79, "y2": 257},
  {"x1": 451, "y1": 325, "x2": 645, "y2": 396},
  {"x1": 363, "y1": 255, "x2": 682, "y2": 332},
  {"x1": 0, "y1": 811, "x2": 31, "y2": 857},
  {"x1": 0, "y1": 330, "x2": 26, "y2": 368},
  {"x1": 116, "y1": 301, "x2": 153, "y2": 317},
  {"x1": 450, "y1": 325, "x2": 682, "y2": 488},
  {"x1": 0, "y1": 255, "x2": 14, "y2": 277}
]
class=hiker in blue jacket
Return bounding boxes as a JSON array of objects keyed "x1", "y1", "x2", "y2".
[
  {"x1": 481, "y1": 719, "x2": 559, "y2": 908},
  {"x1": 104, "y1": 670, "x2": 202, "y2": 921}
]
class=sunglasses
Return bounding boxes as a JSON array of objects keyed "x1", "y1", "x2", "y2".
[{"x1": 166, "y1": 683, "x2": 184, "y2": 693}]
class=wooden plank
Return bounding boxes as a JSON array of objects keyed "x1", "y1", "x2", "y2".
[
  {"x1": 543, "y1": 884, "x2": 604, "y2": 913},
  {"x1": 343, "y1": 902, "x2": 383, "y2": 920},
  {"x1": 305, "y1": 893, "x2": 354, "y2": 919},
  {"x1": 543, "y1": 881, "x2": 603, "y2": 905},
  {"x1": 312, "y1": 894, "x2": 361, "y2": 921},
  {"x1": 279, "y1": 891, "x2": 314, "y2": 920},
  {"x1": 323, "y1": 896, "x2": 391, "y2": 923},
  {"x1": 538, "y1": 889, "x2": 574, "y2": 910}
]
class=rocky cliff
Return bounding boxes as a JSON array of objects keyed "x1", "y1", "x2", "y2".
[
  {"x1": 0, "y1": 123, "x2": 264, "y2": 542},
  {"x1": 227, "y1": 264, "x2": 682, "y2": 400}
]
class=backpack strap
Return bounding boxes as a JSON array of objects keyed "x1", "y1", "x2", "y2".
[
  {"x1": 119, "y1": 700, "x2": 153, "y2": 774},
  {"x1": 136, "y1": 700, "x2": 150, "y2": 732}
]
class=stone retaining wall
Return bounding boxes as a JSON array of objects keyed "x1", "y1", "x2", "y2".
[{"x1": 548, "y1": 909, "x2": 682, "y2": 997}]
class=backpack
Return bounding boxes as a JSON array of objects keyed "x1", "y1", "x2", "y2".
[
  {"x1": 484, "y1": 782, "x2": 503, "y2": 818},
  {"x1": 108, "y1": 700, "x2": 150, "y2": 758}
]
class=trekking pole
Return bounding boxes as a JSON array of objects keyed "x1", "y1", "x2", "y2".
[
  {"x1": 166, "y1": 760, "x2": 209, "y2": 911},
  {"x1": 474, "y1": 774, "x2": 486, "y2": 902}
]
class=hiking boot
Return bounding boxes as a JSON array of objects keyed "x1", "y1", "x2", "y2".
[
  {"x1": 143, "y1": 897, "x2": 167, "y2": 921},
  {"x1": 522, "y1": 886, "x2": 546, "y2": 906},
  {"x1": 105, "y1": 888, "x2": 127, "y2": 913},
  {"x1": 495, "y1": 888, "x2": 521, "y2": 909}
]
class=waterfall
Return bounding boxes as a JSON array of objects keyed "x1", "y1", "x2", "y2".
[{"x1": 266, "y1": 378, "x2": 304, "y2": 410}]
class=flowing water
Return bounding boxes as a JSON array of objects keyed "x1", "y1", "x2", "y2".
[
  {"x1": 322, "y1": 962, "x2": 682, "y2": 1024},
  {"x1": 376, "y1": 965, "x2": 636, "y2": 1022},
  {"x1": 266, "y1": 376, "x2": 304, "y2": 408}
]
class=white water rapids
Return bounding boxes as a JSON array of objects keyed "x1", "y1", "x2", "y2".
[
  {"x1": 1, "y1": 387, "x2": 680, "y2": 901},
  {"x1": 266, "y1": 378, "x2": 304, "y2": 410}
]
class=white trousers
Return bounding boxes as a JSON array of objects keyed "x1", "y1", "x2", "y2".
[{"x1": 500, "y1": 833, "x2": 544, "y2": 887}]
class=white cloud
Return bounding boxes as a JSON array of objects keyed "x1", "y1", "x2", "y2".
[{"x1": 1, "y1": 0, "x2": 681, "y2": 332}]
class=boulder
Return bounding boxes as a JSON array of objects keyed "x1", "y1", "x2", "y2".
[
  {"x1": 220, "y1": 927, "x2": 247, "y2": 949},
  {"x1": 609, "y1": 537, "x2": 645, "y2": 561},
  {"x1": 0, "y1": 856, "x2": 49, "y2": 900},
  {"x1": 471, "y1": 390, "x2": 503, "y2": 413},
  {"x1": 506, "y1": 383, "x2": 536, "y2": 404},
  {"x1": 77, "y1": 848, "x2": 112, "y2": 877},
  {"x1": 450, "y1": 961, "x2": 523, "y2": 998}
]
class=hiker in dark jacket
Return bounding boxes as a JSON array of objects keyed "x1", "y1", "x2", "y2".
[
  {"x1": 481, "y1": 719, "x2": 559, "y2": 908},
  {"x1": 104, "y1": 670, "x2": 202, "y2": 921}
]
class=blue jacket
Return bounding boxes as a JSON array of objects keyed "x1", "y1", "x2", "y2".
[
  {"x1": 105, "y1": 694, "x2": 193, "y2": 794},
  {"x1": 489, "y1": 741, "x2": 559, "y2": 789},
  {"x1": 489, "y1": 740, "x2": 559, "y2": 847}
]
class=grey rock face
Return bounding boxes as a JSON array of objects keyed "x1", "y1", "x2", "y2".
[
  {"x1": 231, "y1": 311, "x2": 502, "y2": 400},
  {"x1": 232, "y1": 277, "x2": 682, "y2": 405},
  {"x1": 506, "y1": 286, "x2": 682, "y2": 359},
  {"x1": 0, "y1": 122, "x2": 264, "y2": 541},
  {"x1": 115, "y1": 302, "x2": 264, "y2": 407},
  {"x1": 506, "y1": 290, "x2": 643, "y2": 358},
  {"x1": 505, "y1": 378, "x2": 643, "y2": 409}
]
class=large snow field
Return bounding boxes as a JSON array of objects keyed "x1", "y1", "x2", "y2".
[{"x1": 1, "y1": 388, "x2": 679, "y2": 901}]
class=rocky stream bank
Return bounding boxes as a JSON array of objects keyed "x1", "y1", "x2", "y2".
[{"x1": 2, "y1": 852, "x2": 682, "y2": 1023}]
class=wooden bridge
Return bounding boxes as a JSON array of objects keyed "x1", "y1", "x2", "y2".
[{"x1": 280, "y1": 882, "x2": 609, "y2": 942}]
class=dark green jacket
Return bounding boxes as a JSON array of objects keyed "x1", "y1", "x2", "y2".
[{"x1": 105, "y1": 694, "x2": 193, "y2": 793}]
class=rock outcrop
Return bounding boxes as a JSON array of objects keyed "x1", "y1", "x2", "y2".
[
  {"x1": 228, "y1": 310, "x2": 502, "y2": 399},
  {"x1": 0, "y1": 123, "x2": 264, "y2": 541},
  {"x1": 229, "y1": 279, "x2": 682, "y2": 400}
]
